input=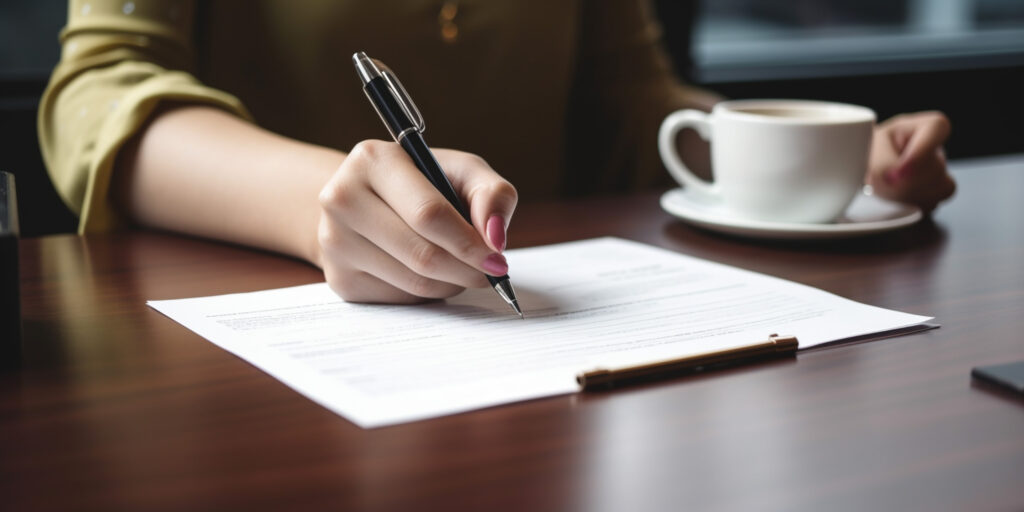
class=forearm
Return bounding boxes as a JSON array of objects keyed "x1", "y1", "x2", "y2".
[{"x1": 115, "y1": 105, "x2": 342, "y2": 266}]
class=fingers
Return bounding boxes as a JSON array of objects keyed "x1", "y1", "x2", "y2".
[
  {"x1": 319, "y1": 221, "x2": 466, "y2": 303},
  {"x1": 868, "y1": 111, "x2": 956, "y2": 211},
  {"x1": 353, "y1": 142, "x2": 510, "y2": 275},
  {"x1": 325, "y1": 270, "x2": 428, "y2": 305},
  {"x1": 321, "y1": 177, "x2": 487, "y2": 289},
  {"x1": 318, "y1": 139, "x2": 514, "y2": 303},
  {"x1": 885, "y1": 111, "x2": 951, "y2": 181},
  {"x1": 433, "y1": 149, "x2": 518, "y2": 252}
]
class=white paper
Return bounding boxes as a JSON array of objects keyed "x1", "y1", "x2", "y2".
[{"x1": 149, "y1": 237, "x2": 931, "y2": 428}]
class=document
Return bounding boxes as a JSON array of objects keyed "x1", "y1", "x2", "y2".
[{"x1": 149, "y1": 238, "x2": 931, "y2": 428}]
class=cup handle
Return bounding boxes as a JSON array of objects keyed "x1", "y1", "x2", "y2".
[{"x1": 658, "y1": 109, "x2": 718, "y2": 200}]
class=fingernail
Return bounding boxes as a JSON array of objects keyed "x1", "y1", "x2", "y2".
[
  {"x1": 883, "y1": 167, "x2": 898, "y2": 186},
  {"x1": 486, "y1": 214, "x2": 506, "y2": 252},
  {"x1": 886, "y1": 162, "x2": 908, "y2": 185},
  {"x1": 482, "y1": 253, "x2": 508, "y2": 276}
]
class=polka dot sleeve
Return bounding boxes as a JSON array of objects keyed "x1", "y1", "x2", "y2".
[{"x1": 38, "y1": 0, "x2": 252, "y2": 233}]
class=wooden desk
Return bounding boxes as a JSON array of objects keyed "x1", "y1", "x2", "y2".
[{"x1": 4, "y1": 156, "x2": 1023, "y2": 511}]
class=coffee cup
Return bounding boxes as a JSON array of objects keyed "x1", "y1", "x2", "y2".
[{"x1": 658, "y1": 99, "x2": 875, "y2": 224}]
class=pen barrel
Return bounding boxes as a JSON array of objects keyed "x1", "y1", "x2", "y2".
[
  {"x1": 400, "y1": 133, "x2": 503, "y2": 289},
  {"x1": 399, "y1": 134, "x2": 472, "y2": 224},
  {"x1": 577, "y1": 335, "x2": 799, "y2": 389},
  {"x1": 398, "y1": 121, "x2": 509, "y2": 287},
  {"x1": 364, "y1": 72, "x2": 508, "y2": 287},
  {"x1": 363, "y1": 77, "x2": 416, "y2": 141},
  {"x1": 364, "y1": 75, "x2": 468, "y2": 224}
]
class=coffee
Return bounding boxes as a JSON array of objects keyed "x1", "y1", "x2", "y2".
[
  {"x1": 731, "y1": 107, "x2": 845, "y2": 120},
  {"x1": 658, "y1": 100, "x2": 876, "y2": 224}
]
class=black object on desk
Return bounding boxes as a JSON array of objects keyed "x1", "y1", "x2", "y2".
[
  {"x1": 1, "y1": 171, "x2": 20, "y2": 368},
  {"x1": 972, "y1": 361, "x2": 1024, "y2": 397}
]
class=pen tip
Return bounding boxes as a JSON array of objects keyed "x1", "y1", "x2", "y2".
[{"x1": 493, "y1": 278, "x2": 523, "y2": 318}]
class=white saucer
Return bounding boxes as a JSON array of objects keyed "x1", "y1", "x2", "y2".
[{"x1": 660, "y1": 187, "x2": 922, "y2": 240}]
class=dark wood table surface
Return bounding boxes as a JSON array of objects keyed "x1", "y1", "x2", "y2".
[{"x1": 3, "y1": 156, "x2": 1023, "y2": 511}]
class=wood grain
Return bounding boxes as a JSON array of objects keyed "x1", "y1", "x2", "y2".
[{"x1": 3, "y1": 161, "x2": 1023, "y2": 511}]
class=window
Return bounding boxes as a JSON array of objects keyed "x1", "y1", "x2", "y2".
[{"x1": 693, "y1": 0, "x2": 1024, "y2": 82}]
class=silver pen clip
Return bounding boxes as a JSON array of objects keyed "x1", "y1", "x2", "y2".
[{"x1": 375, "y1": 60, "x2": 425, "y2": 135}]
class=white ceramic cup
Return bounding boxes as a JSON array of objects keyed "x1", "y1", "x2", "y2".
[{"x1": 658, "y1": 99, "x2": 876, "y2": 224}]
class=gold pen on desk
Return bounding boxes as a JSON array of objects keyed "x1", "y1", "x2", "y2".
[{"x1": 577, "y1": 334, "x2": 799, "y2": 389}]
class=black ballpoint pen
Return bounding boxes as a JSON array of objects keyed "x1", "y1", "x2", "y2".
[{"x1": 352, "y1": 52, "x2": 523, "y2": 318}]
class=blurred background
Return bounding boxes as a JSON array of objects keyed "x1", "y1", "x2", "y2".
[{"x1": 2, "y1": 0, "x2": 1023, "y2": 236}]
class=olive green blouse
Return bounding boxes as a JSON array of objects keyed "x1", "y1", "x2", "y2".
[{"x1": 40, "y1": 0, "x2": 704, "y2": 232}]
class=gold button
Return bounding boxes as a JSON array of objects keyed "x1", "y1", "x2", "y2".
[
  {"x1": 439, "y1": 1, "x2": 459, "y2": 44},
  {"x1": 441, "y1": 22, "x2": 459, "y2": 43},
  {"x1": 439, "y1": 1, "x2": 458, "y2": 22}
]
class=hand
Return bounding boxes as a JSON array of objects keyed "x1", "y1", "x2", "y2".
[
  {"x1": 316, "y1": 140, "x2": 517, "y2": 304},
  {"x1": 866, "y1": 111, "x2": 956, "y2": 212}
]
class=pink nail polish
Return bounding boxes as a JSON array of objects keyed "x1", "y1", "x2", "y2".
[
  {"x1": 482, "y1": 253, "x2": 508, "y2": 276},
  {"x1": 486, "y1": 215, "x2": 506, "y2": 252},
  {"x1": 896, "y1": 162, "x2": 914, "y2": 181},
  {"x1": 886, "y1": 162, "x2": 908, "y2": 185},
  {"x1": 884, "y1": 167, "x2": 898, "y2": 186}
]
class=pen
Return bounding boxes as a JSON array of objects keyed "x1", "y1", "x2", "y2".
[
  {"x1": 352, "y1": 52, "x2": 523, "y2": 318},
  {"x1": 577, "y1": 334, "x2": 799, "y2": 389}
]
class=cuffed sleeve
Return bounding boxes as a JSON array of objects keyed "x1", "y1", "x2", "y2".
[{"x1": 38, "y1": 0, "x2": 251, "y2": 233}]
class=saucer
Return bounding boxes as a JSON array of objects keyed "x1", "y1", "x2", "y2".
[{"x1": 660, "y1": 187, "x2": 922, "y2": 239}]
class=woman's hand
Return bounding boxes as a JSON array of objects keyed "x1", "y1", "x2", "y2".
[
  {"x1": 317, "y1": 140, "x2": 517, "y2": 304},
  {"x1": 866, "y1": 111, "x2": 956, "y2": 212}
]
